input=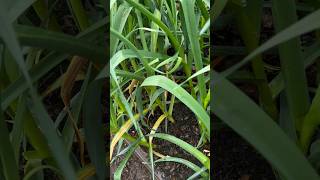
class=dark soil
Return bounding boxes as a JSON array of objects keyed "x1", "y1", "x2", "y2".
[
  {"x1": 153, "y1": 103, "x2": 210, "y2": 179},
  {"x1": 213, "y1": 127, "x2": 276, "y2": 180},
  {"x1": 110, "y1": 103, "x2": 210, "y2": 179},
  {"x1": 110, "y1": 143, "x2": 152, "y2": 180}
]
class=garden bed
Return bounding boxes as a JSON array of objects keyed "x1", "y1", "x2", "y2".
[
  {"x1": 111, "y1": 103, "x2": 210, "y2": 179},
  {"x1": 213, "y1": 127, "x2": 276, "y2": 180}
]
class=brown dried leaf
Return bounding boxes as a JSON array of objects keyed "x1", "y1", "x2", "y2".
[{"x1": 61, "y1": 56, "x2": 87, "y2": 107}]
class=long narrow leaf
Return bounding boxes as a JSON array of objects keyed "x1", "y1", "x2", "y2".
[
  {"x1": 141, "y1": 75, "x2": 210, "y2": 136},
  {"x1": 213, "y1": 71, "x2": 320, "y2": 180},
  {"x1": 220, "y1": 9, "x2": 320, "y2": 80},
  {"x1": 150, "y1": 133, "x2": 210, "y2": 169},
  {"x1": 0, "y1": 99, "x2": 19, "y2": 180}
]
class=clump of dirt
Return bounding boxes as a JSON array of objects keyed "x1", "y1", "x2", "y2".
[
  {"x1": 110, "y1": 147, "x2": 152, "y2": 180},
  {"x1": 153, "y1": 103, "x2": 210, "y2": 179},
  {"x1": 213, "y1": 127, "x2": 276, "y2": 180},
  {"x1": 110, "y1": 103, "x2": 210, "y2": 179}
]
